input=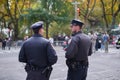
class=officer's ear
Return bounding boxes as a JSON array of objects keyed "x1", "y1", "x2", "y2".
[{"x1": 39, "y1": 28, "x2": 44, "y2": 35}]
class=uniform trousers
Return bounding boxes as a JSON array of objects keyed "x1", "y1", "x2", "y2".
[{"x1": 67, "y1": 64, "x2": 88, "y2": 80}]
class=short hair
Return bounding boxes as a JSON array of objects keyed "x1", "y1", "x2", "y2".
[{"x1": 33, "y1": 27, "x2": 41, "y2": 34}]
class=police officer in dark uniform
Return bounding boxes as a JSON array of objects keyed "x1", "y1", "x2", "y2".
[
  {"x1": 65, "y1": 19, "x2": 92, "y2": 80},
  {"x1": 19, "y1": 21, "x2": 58, "y2": 80}
]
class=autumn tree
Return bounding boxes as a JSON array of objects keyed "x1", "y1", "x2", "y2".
[
  {"x1": 100, "y1": 0, "x2": 120, "y2": 30},
  {"x1": 111, "y1": 0, "x2": 120, "y2": 29},
  {"x1": 20, "y1": 0, "x2": 71, "y2": 38},
  {"x1": 3, "y1": 0, "x2": 30, "y2": 40}
]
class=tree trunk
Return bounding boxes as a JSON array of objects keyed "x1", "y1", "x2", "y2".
[
  {"x1": 104, "y1": 14, "x2": 109, "y2": 29},
  {"x1": 100, "y1": 0, "x2": 109, "y2": 30},
  {"x1": 84, "y1": 16, "x2": 87, "y2": 27},
  {"x1": 13, "y1": 20, "x2": 19, "y2": 40},
  {"x1": 0, "y1": 23, "x2": 2, "y2": 37},
  {"x1": 111, "y1": 16, "x2": 116, "y2": 29},
  {"x1": 111, "y1": 4, "x2": 120, "y2": 29}
]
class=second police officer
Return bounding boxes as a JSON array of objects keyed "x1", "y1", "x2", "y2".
[
  {"x1": 65, "y1": 19, "x2": 93, "y2": 80},
  {"x1": 19, "y1": 21, "x2": 58, "y2": 80}
]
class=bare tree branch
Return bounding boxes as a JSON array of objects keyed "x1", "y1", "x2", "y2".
[
  {"x1": 85, "y1": 0, "x2": 90, "y2": 18},
  {"x1": 100, "y1": 0, "x2": 109, "y2": 29},
  {"x1": 88, "y1": 0, "x2": 96, "y2": 18}
]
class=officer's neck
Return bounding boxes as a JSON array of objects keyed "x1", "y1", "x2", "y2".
[
  {"x1": 33, "y1": 33, "x2": 42, "y2": 37},
  {"x1": 72, "y1": 30, "x2": 82, "y2": 36}
]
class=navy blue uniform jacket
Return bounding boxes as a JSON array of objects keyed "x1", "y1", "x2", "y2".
[{"x1": 19, "y1": 34, "x2": 57, "y2": 68}]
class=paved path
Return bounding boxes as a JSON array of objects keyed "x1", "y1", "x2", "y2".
[{"x1": 0, "y1": 46, "x2": 120, "y2": 80}]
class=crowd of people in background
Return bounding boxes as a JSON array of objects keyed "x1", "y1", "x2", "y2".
[
  {"x1": 49, "y1": 34, "x2": 71, "y2": 46},
  {"x1": 88, "y1": 31, "x2": 110, "y2": 53},
  {"x1": 48, "y1": 31, "x2": 110, "y2": 53},
  {"x1": 0, "y1": 31, "x2": 110, "y2": 53}
]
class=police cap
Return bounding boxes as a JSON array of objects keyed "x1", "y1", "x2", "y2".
[
  {"x1": 71, "y1": 19, "x2": 84, "y2": 27},
  {"x1": 31, "y1": 21, "x2": 44, "y2": 29}
]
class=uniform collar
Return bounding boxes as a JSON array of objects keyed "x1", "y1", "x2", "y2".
[
  {"x1": 72, "y1": 31, "x2": 82, "y2": 36},
  {"x1": 33, "y1": 34, "x2": 43, "y2": 37}
]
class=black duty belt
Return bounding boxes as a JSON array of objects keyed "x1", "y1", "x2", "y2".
[
  {"x1": 25, "y1": 64, "x2": 45, "y2": 71},
  {"x1": 25, "y1": 64, "x2": 53, "y2": 78},
  {"x1": 71, "y1": 61, "x2": 88, "y2": 66},
  {"x1": 66, "y1": 60, "x2": 89, "y2": 67}
]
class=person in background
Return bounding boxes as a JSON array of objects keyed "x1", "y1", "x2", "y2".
[
  {"x1": 6, "y1": 38, "x2": 12, "y2": 50},
  {"x1": 49, "y1": 37, "x2": 54, "y2": 44},
  {"x1": 2, "y1": 39, "x2": 6, "y2": 50},
  {"x1": 101, "y1": 33, "x2": 105, "y2": 50},
  {"x1": 95, "y1": 33, "x2": 102, "y2": 51},
  {"x1": 103, "y1": 32, "x2": 109, "y2": 53},
  {"x1": 24, "y1": 36, "x2": 29, "y2": 41},
  {"x1": 91, "y1": 32, "x2": 97, "y2": 53}
]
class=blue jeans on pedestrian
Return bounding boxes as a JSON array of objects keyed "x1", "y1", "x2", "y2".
[
  {"x1": 67, "y1": 64, "x2": 88, "y2": 80},
  {"x1": 101, "y1": 43, "x2": 104, "y2": 50}
]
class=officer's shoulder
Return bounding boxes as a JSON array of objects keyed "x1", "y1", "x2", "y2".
[
  {"x1": 83, "y1": 33, "x2": 91, "y2": 38},
  {"x1": 83, "y1": 33, "x2": 91, "y2": 40},
  {"x1": 77, "y1": 33, "x2": 91, "y2": 40},
  {"x1": 72, "y1": 35, "x2": 80, "y2": 42},
  {"x1": 41, "y1": 37, "x2": 49, "y2": 43},
  {"x1": 23, "y1": 37, "x2": 50, "y2": 45}
]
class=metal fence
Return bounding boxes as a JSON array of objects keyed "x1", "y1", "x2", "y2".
[{"x1": 0, "y1": 40, "x2": 65, "y2": 49}]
